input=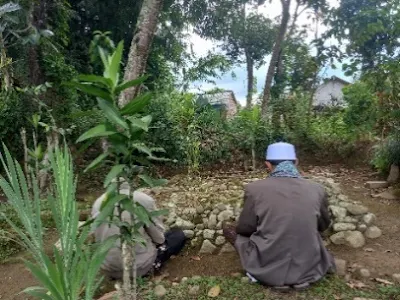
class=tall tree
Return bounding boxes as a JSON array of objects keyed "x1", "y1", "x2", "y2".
[
  {"x1": 261, "y1": 0, "x2": 328, "y2": 115},
  {"x1": 261, "y1": 0, "x2": 291, "y2": 115},
  {"x1": 184, "y1": 0, "x2": 275, "y2": 107},
  {"x1": 327, "y1": 0, "x2": 400, "y2": 77},
  {"x1": 119, "y1": 0, "x2": 164, "y2": 107}
]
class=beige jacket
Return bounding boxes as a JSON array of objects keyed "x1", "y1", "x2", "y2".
[
  {"x1": 92, "y1": 189, "x2": 165, "y2": 278},
  {"x1": 235, "y1": 177, "x2": 335, "y2": 286}
]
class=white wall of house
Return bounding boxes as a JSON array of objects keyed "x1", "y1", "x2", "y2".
[{"x1": 313, "y1": 80, "x2": 348, "y2": 107}]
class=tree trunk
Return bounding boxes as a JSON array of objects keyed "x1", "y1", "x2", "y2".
[
  {"x1": 0, "y1": 33, "x2": 12, "y2": 90},
  {"x1": 261, "y1": 0, "x2": 291, "y2": 116},
  {"x1": 119, "y1": 0, "x2": 164, "y2": 107},
  {"x1": 27, "y1": 0, "x2": 46, "y2": 86},
  {"x1": 246, "y1": 51, "x2": 254, "y2": 108}
]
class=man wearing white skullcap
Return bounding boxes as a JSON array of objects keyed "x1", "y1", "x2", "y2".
[{"x1": 223, "y1": 142, "x2": 335, "y2": 291}]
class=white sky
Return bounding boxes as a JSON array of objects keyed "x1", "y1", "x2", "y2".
[{"x1": 188, "y1": 0, "x2": 351, "y2": 105}]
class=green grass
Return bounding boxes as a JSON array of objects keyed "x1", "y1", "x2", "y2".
[{"x1": 137, "y1": 276, "x2": 400, "y2": 300}]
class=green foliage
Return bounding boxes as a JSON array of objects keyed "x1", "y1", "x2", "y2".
[
  {"x1": 229, "y1": 106, "x2": 271, "y2": 163},
  {"x1": 72, "y1": 42, "x2": 168, "y2": 296},
  {"x1": 372, "y1": 136, "x2": 400, "y2": 174},
  {"x1": 0, "y1": 89, "x2": 26, "y2": 156},
  {"x1": 343, "y1": 82, "x2": 378, "y2": 136},
  {"x1": 147, "y1": 89, "x2": 233, "y2": 170},
  {"x1": 0, "y1": 145, "x2": 113, "y2": 299},
  {"x1": 328, "y1": 0, "x2": 400, "y2": 75}
]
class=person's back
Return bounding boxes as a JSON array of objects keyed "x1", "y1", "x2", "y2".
[
  {"x1": 228, "y1": 142, "x2": 335, "y2": 289},
  {"x1": 92, "y1": 189, "x2": 165, "y2": 278},
  {"x1": 235, "y1": 177, "x2": 334, "y2": 287}
]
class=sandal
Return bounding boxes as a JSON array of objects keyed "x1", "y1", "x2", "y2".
[{"x1": 292, "y1": 282, "x2": 310, "y2": 291}]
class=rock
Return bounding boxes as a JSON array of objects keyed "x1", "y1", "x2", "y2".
[
  {"x1": 362, "y1": 213, "x2": 376, "y2": 226},
  {"x1": 365, "y1": 226, "x2": 382, "y2": 239},
  {"x1": 330, "y1": 232, "x2": 346, "y2": 245},
  {"x1": 333, "y1": 223, "x2": 357, "y2": 232},
  {"x1": 374, "y1": 190, "x2": 397, "y2": 200},
  {"x1": 338, "y1": 194, "x2": 349, "y2": 202},
  {"x1": 182, "y1": 208, "x2": 197, "y2": 220},
  {"x1": 175, "y1": 219, "x2": 195, "y2": 230},
  {"x1": 217, "y1": 229, "x2": 223, "y2": 235},
  {"x1": 338, "y1": 201, "x2": 352, "y2": 208},
  {"x1": 188, "y1": 285, "x2": 200, "y2": 295},
  {"x1": 355, "y1": 268, "x2": 371, "y2": 279},
  {"x1": 358, "y1": 224, "x2": 368, "y2": 233},
  {"x1": 199, "y1": 240, "x2": 217, "y2": 254},
  {"x1": 203, "y1": 229, "x2": 215, "y2": 240},
  {"x1": 202, "y1": 218, "x2": 208, "y2": 226},
  {"x1": 329, "y1": 205, "x2": 347, "y2": 220},
  {"x1": 331, "y1": 231, "x2": 366, "y2": 248},
  {"x1": 241, "y1": 276, "x2": 250, "y2": 283},
  {"x1": 196, "y1": 224, "x2": 205, "y2": 230},
  {"x1": 217, "y1": 210, "x2": 234, "y2": 222},
  {"x1": 191, "y1": 238, "x2": 199, "y2": 247},
  {"x1": 181, "y1": 277, "x2": 188, "y2": 283},
  {"x1": 334, "y1": 258, "x2": 347, "y2": 276},
  {"x1": 212, "y1": 208, "x2": 220, "y2": 215},
  {"x1": 207, "y1": 285, "x2": 221, "y2": 297},
  {"x1": 183, "y1": 230, "x2": 195, "y2": 239},
  {"x1": 220, "y1": 243, "x2": 236, "y2": 253},
  {"x1": 387, "y1": 164, "x2": 399, "y2": 184},
  {"x1": 347, "y1": 204, "x2": 369, "y2": 215},
  {"x1": 154, "y1": 285, "x2": 167, "y2": 298},
  {"x1": 217, "y1": 203, "x2": 227, "y2": 211},
  {"x1": 208, "y1": 214, "x2": 217, "y2": 229},
  {"x1": 345, "y1": 231, "x2": 366, "y2": 248},
  {"x1": 343, "y1": 216, "x2": 359, "y2": 223},
  {"x1": 365, "y1": 181, "x2": 389, "y2": 189},
  {"x1": 392, "y1": 273, "x2": 400, "y2": 284},
  {"x1": 215, "y1": 236, "x2": 226, "y2": 246},
  {"x1": 216, "y1": 221, "x2": 222, "y2": 230},
  {"x1": 196, "y1": 205, "x2": 205, "y2": 214}
]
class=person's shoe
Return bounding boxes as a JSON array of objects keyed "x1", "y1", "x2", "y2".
[{"x1": 292, "y1": 282, "x2": 310, "y2": 291}]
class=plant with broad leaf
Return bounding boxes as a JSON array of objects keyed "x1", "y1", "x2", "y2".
[
  {"x1": 0, "y1": 145, "x2": 116, "y2": 299},
  {"x1": 69, "y1": 41, "x2": 169, "y2": 299}
]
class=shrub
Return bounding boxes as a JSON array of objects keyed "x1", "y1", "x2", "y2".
[
  {"x1": 371, "y1": 136, "x2": 400, "y2": 174},
  {"x1": 343, "y1": 82, "x2": 378, "y2": 137}
]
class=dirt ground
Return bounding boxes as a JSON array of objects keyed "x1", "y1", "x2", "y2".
[
  {"x1": 160, "y1": 165, "x2": 400, "y2": 281},
  {"x1": 1, "y1": 165, "x2": 400, "y2": 299}
]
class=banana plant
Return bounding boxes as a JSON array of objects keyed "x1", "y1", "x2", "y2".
[
  {"x1": 69, "y1": 41, "x2": 168, "y2": 299},
  {"x1": 0, "y1": 145, "x2": 116, "y2": 299}
]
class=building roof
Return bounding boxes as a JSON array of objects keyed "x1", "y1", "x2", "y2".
[
  {"x1": 197, "y1": 90, "x2": 238, "y2": 106},
  {"x1": 323, "y1": 76, "x2": 351, "y2": 85}
]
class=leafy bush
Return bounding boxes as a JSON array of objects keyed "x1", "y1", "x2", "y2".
[
  {"x1": 0, "y1": 89, "x2": 27, "y2": 158},
  {"x1": 343, "y1": 82, "x2": 378, "y2": 136},
  {"x1": 371, "y1": 136, "x2": 400, "y2": 174},
  {"x1": 147, "y1": 89, "x2": 231, "y2": 171}
]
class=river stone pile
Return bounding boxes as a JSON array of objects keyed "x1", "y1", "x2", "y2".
[
  {"x1": 312, "y1": 176, "x2": 382, "y2": 248},
  {"x1": 150, "y1": 173, "x2": 382, "y2": 253}
]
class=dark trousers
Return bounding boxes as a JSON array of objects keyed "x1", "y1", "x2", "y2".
[{"x1": 153, "y1": 229, "x2": 186, "y2": 271}]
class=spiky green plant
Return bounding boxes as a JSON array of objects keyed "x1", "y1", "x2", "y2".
[{"x1": 0, "y1": 145, "x2": 116, "y2": 299}]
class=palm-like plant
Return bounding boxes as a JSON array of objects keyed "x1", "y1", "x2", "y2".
[{"x1": 0, "y1": 145, "x2": 116, "y2": 299}]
